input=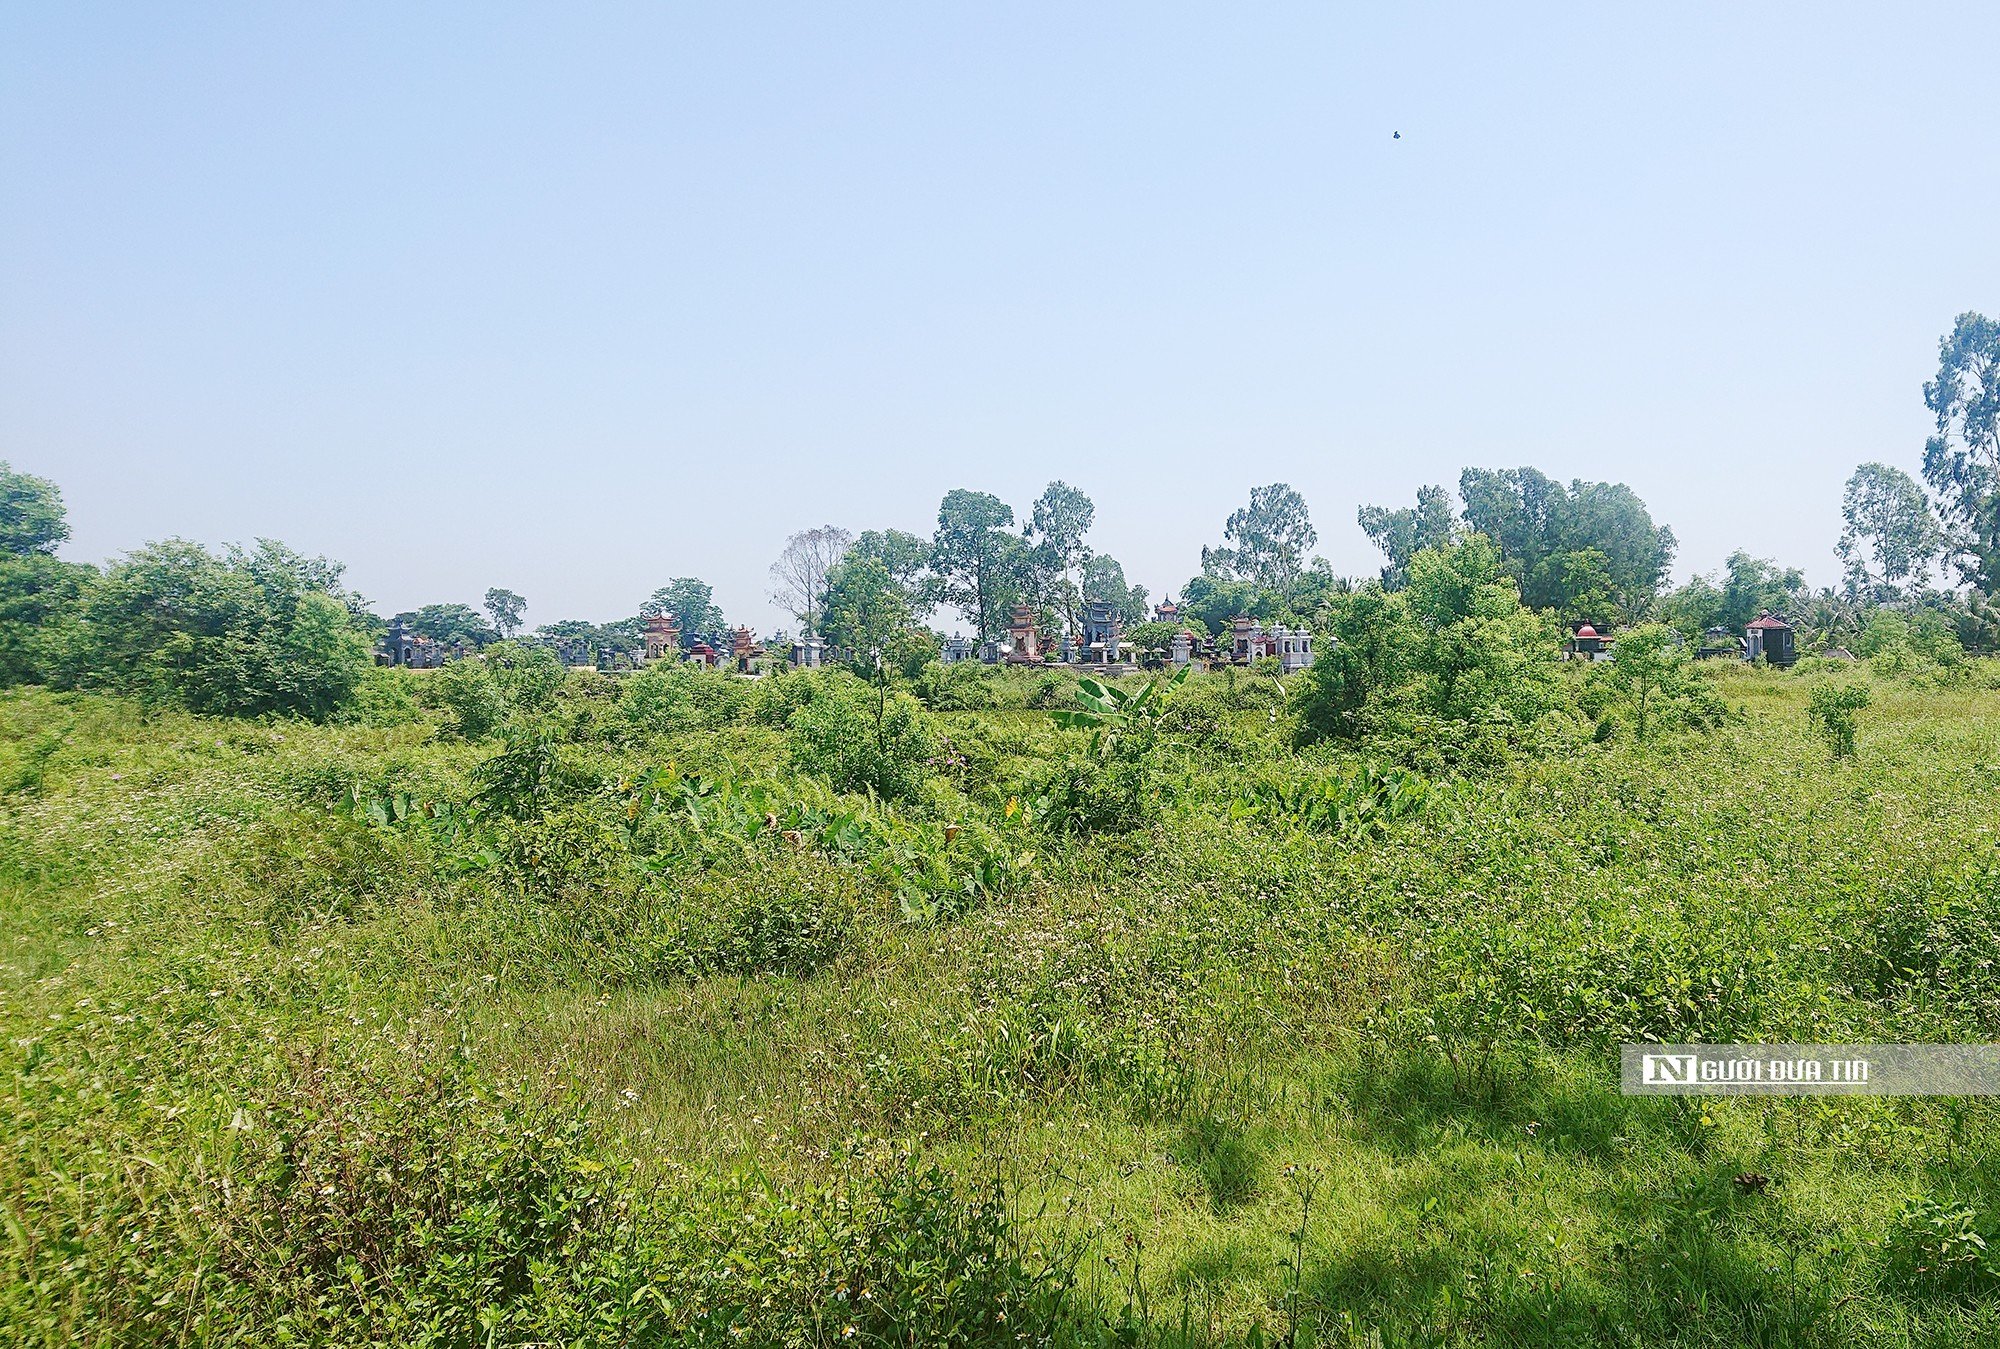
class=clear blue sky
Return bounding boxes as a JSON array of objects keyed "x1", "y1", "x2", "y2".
[{"x1": 6, "y1": 3, "x2": 1997, "y2": 633}]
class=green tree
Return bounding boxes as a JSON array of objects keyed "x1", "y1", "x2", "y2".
[
  {"x1": 1837, "y1": 462, "x2": 1941, "y2": 600},
  {"x1": 787, "y1": 675, "x2": 936, "y2": 801},
  {"x1": 1357, "y1": 484, "x2": 1457, "y2": 590},
  {"x1": 1028, "y1": 481, "x2": 1095, "y2": 637},
  {"x1": 1807, "y1": 681, "x2": 1871, "y2": 758},
  {"x1": 931, "y1": 489, "x2": 1022, "y2": 641},
  {"x1": 0, "y1": 462, "x2": 71, "y2": 556},
  {"x1": 1529, "y1": 548, "x2": 1616, "y2": 628},
  {"x1": 1204, "y1": 483, "x2": 1317, "y2": 595},
  {"x1": 0, "y1": 464, "x2": 93, "y2": 685},
  {"x1": 483, "y1": 587, "x2": 527, "y2": 639},
  {"x1": 849, "y1": 529, "x2": 934, "y2": 611},
  {"x1": 1178, "y1": 573, "x2": 1268, "y2": 634},
  {"x1": 1719, "y1": 550, "x2": 1805, "y2": 632},
  {"x1": 1651, "y1": 575, "x2": 1728, "y2": 642},
  {"x1": 1922, "y1": 312, "x2": 2000, "y2": 591},
  {"x1": 1596, "y1": 623, "x2": 1685, "y2": 739},
  {"x1": 483, "y1": 640, "x2": 565, "y2": 711},
  {"x1": 1291, "y1": 585, "x2": 1418, "y2": 743},
  {"x1": 69, "y1": 539, "x2": 372, "y2": 719},
  {"x1": 643, "y1": 578, "x2": 724, "y2": 642},
  {"x1": 821, "y1": 554, "x2": 913, "y2": 663},
  {"x1": 399, "y1": 603, "x2": 497, "y2": 648},
  {"x1": 1455, "y1": 468, "x2": 1675, "y2": 619},
  {"x1": 1081, "y1": 553, "x2": 1148, "y2": 625},
  {"x1": 1294, "y1": 537, "x2": 1562, "y2": 747}
]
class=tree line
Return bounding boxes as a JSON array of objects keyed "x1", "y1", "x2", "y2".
[{"x1": 6, "y1": 312, "x2": 2000, "y2": 719}]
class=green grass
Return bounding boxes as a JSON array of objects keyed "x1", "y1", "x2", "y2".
[{"x1": 3, "y1": 664, "x2": 2000, "y2": 1345}]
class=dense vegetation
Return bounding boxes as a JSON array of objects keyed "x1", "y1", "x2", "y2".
[
  {"x1": 5, "y1": 643, "x2": 2000, "y2": 1345},
  {"x1": 8, "y1": 315, "x2": 2000, "y2": 1342}
]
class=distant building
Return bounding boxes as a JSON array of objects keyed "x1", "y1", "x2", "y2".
[
  {"x1": 1745, "y1": 613, "x2": 1797, "y2": 667},
  {"x1": 643, "y1": 612, "x2": 680, "y2": 662},
  {"x1": 1567, "y1": 623, "x2": 1613, "y2": 662},
  {"x1": 1006, "y1": 603, "x2": 1042, "y2": 663}
]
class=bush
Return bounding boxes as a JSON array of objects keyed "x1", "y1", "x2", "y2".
[
  {"x1": 915, "y1": 660, "x2": 999, "y2": 711},
  {"x1": 788, "y1": 679, "x2": 936, "y2": 800},
  {"x1": 63, "y1": 539, "x2": 373, "y2": 720},
  {"x1": 428, "y1": 658, "x2": 509, "y2": 739},
  {"x1": 1808, "y1": 680, "x2": 1872, "y2": 758},
  {"x1": 483, "y1": 640, "x2": 566, "y2": 712},
  {"x1": 620, "y1": 662, "x2": 748, "y2": 736}
]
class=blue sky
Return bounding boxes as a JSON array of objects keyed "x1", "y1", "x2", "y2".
[{"x1": 6, "y1": 3, "x2": 1997, "y2": 633}]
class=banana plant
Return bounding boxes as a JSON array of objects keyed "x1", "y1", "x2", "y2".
[{"x1": 1049, "y1": 664, "x2": 1188, "y2": 757}]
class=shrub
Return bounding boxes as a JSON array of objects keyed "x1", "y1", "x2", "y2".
[
  {"x1": 63, "y1": 539, "x2": 373, "y2": 720},
  {"x1": 428, "y1": 657, "x2": 509, "y2": 739},
  {"x1": 483, "y1": 640, "x2": 566, "y2": 712},
  {"x1": 620, "y1": 662, "x2": 748, "y2": 736},
  {"x1": 916, "y1": 660, "x2": 998, "y2": 711},
  {"x1": 1808, "y1": 680, "x2": 1872, "y2": 758},
  {"x1": 788, "y1": 680, "x2": 936, "y2": 800}
]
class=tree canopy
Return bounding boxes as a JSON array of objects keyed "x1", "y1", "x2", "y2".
[{"x1": 1921, "y1": 312, "x2": 2000, "y2": 592}]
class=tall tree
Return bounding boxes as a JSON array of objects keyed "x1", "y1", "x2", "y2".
[
  {"x1": 1357, "y1": 484, "x2": 1457, "y2": 589},
  {"x1": 0, "y1": 462, "x2": 71, "y2": 556},
  {"x1": 0, "y1": 464, "x2": 93, "y2": 685},
  {"x1": 931, "y1": 490, "x2": 1021, "y2": 641},
  {"x1": 68, "y1": 539, "x2": 371, "y2": 719},
  {"x1": 1205, "y1": 484, "x2": 1317, "y2": 595},
  {"x1": 1453, "y1": 468, "x2": 1675, "y2": 619},
  {"x1": 820, "y1": 554, "x2": 912, "y2": 660},
  {"x1": 397, "y1": 603, "x2": 497, "y2": 647},
  {"x1": 1028, "y1": 481, "x2": 1095, "y2": 636},
  {"x1": 1922, "y1": 312, "x2": 2000, "y2": 591},
  {"x1": 643, "y1": 578, "x2": 724, "y2": 642},
  {"x1": 1082, "y1": 553, "x2": 1148, "y2": 625},
  {"x1": 1719, "y1": 550, "x2": 1805, "y2": 631},
  {"x1": 849, "y1": 529, "x2": 934, "y2": 613},
  {"x1": 483, "y1": 587, "x2": 527, "y2": 639},
  {"x1": 1837, "y1": 463, "x2": 1941, "y2": 600},
  {"x1": 769, "y1": 525, "x2": 853, "y2": 636}
]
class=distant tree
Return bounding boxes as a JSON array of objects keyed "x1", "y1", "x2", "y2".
[
  {"x1": 1922, "y1": 312, "x2": 2000, "y2": 591},
  {"x1": 0, "y1": 462, "x2": 71, "y2": 556},
  {"x1": 0, "y1": 463, "x2": 92, "y2": 684},
  {"x1": 68, "y1": 539, "x2": 371, "y2": 719},
  {"x1": 1651, "y1": 575, "x2": 1727, "y2": 641},
  {"x1": 1028, "y1": 481, "x2": 1095, "y2": 636},
  {"x1": 1456, "y1": 469, "x2": 1675, "y2": 619},
  {"x1": 398, "y1": 603, "x2": 498, "y2": 648},
  {"x1": 483, "y1": 587, "x2": 527, "y2": 639},
  {"x1": 1204, "y1": 483, "x2": 1317, "y2": 595},
  {"x1": 1530, "y1": 547, "x2": 1616, "y2": 628},
  {"x1": 1357, "y1": 485, "x2": 1457, "y2": 589},
  {"x1": 1178, "y1": 573, "x2": 1269, "y2": 634},
  {"x1": 643, "y1": 578, "x2": 724, "y2": 643},
  {"x1": 769, "y1": 525, "x2": 852, "y2": 636},
  {"x1": 1285, "y1": 558, "x2": 1354, "y2": 624},
  {"x1": 1837, "y1": 463, "x2": 1941, "y2": 600},
  {"x1": 849, "y1": 529, "x2": 934, "y2": 607},
  {"x1": 821, "y1": 554, "x2": 912, "y2": 662},
  {"x1": 1082, "y1": 554, "x2": 1148, "y2": 625},
  {"x1": 1719, "y1": 550, "x2": 1806, "y2": 632},
  {"x1": 931, "y1": 490, "x2": 1022, "y2": 641}
]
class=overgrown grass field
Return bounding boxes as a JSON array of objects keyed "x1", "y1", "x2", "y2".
[{"x1": 3, "y1": 660, "x2": 1999, "y2": 1345}]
